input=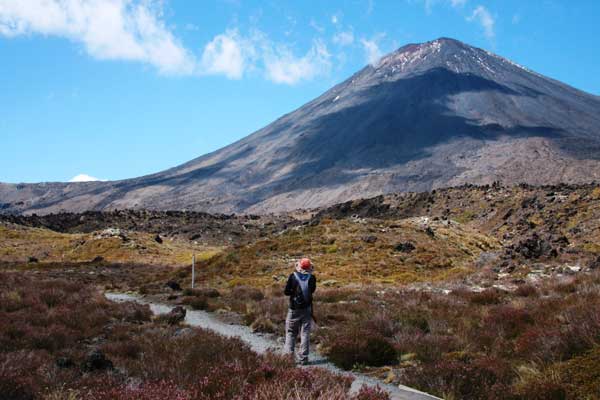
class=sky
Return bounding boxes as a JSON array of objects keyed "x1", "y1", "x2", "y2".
[{"x1": 1, "y1": 0, "x2": 599, "y2": 183}]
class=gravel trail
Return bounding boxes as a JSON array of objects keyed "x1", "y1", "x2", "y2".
[{"x1": 106, "y1": 293, "x2": 440, "y2": 400}]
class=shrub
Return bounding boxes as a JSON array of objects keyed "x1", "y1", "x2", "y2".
[
  {"x1": 469, "y1": 288, "x2": 505, "y2": 305},
  {"x1": 558, "y1": 346, "x2": 600, "y2": 399},
  {"x1": 326, "y1": 329, "x2": 397, "y2": 370},
  {"x1": 182, "y1": 287, "x2": 220, "y2": 298},
  {"x1": 514, "y1": 284, "x2": 538, "y2": 297},
  {"x1": 86, "y1": 380, "x2": 190, "y2": 400},
  {"x1": 513, "y1": 364, "x2": 567, "y2": 400},
  {"x1": 0, "y1": 351, "x2": 50, "y2": 400},
  {"x1": 103, "y1": 340, "x2": 142, "y2": 360},
  {"x1": 395, "y1": 332, "x2": 460, "y2": 363},
  {"x1": 404, "y1": 354, "x2": 514, "y2": 400},
  {"x1": 353, "y1": 386, "x2": 391, "y2": 400},
  {"x1": 181, "y1": 296, "x2": 208, "y2": 310},
  {"x1": 39, "y1": 287, "x2": 65, "y2": 308},
  {"x1": 232, "y1": 286, "x2": 264, "y2": 301},
  {"x1": 483, "y1": 305, "x2": 534, "y2": 340},
  {"x1": 398, "y1": 313, "x2": 430, "y2": 334},
  {"x1": 0, "y1": 273, "x2": 372, "y2": 400},
  {"x1": 318, "y1": 288, "x2": 354, "y2": 303}
]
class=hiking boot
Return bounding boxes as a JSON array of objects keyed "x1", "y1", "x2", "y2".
[{"x1": 297, "y1": 359, "x2": 309, "y2": 366}]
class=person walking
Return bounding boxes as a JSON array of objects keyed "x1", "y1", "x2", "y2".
[{"x1": 283, "y1": 257, "x2": 317, "y2": 365}]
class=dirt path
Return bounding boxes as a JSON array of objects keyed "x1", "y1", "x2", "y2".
[{"x1": 106, "y1": 293, "x2": 440, "y2": 400}]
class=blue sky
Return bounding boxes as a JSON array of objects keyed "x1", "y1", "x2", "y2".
[{"x1": 1, "y1": 0, "x2": 599, "y2": 183}]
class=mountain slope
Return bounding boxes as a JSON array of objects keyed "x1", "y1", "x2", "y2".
[{"x1": 2, "y1": 38, "x2": 600, "y2": 215}]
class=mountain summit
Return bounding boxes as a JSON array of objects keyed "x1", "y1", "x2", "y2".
[{"x1": 2, "y1": 38, "x2": 600, "y2": 214}]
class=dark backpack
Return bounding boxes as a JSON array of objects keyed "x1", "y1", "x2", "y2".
[{"x1": 292, "y1": 273, "x2": 311, "y2": 308}]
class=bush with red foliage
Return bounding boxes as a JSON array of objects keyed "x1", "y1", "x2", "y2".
[
  {"x1": 404, "y1": 354, "x2": 515, "y2": 400},
  {"x1": 325, "y1": 328, "x2": 397, "y2": 370},
  {"x1": 0, "y1": 272, "x2": 389, "y2": 400}
]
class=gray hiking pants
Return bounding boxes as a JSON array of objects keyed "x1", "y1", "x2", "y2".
[{"x1": 284, "y1": 307, "x2": 311, "y2": 362}]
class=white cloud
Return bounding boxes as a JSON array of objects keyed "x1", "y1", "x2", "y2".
[
  {"x1": 468, "y1": 5, "x2": 495, "y2": 39},
  {"x1": 450, "y1": 0, "x2": 467, "y2": 7},
  {"x1": 361, "y1": 37, "x2": 382, "y2": 66},
  {"x1": 200, "y1": 29, "x2": 255, "y2": 79},
  {"x1": 198, "y1": 29, "x2": 331, "y2": 85},
  {"x1": 262, "y1": 38, "x2": 331, "y2": 85},
  {"x1": 332, "y1": 31, "x2": 354, "y2": 46},
  {"x1": 69, "y1": 174, "x2": 105, "y2": 182},
  {"x1": 422, "y1": 0, "x2": 467, "y2": 13},
  {"x1": 331, "y1": 14, "x2": 339, "y2": 25},
  {"x1": 0, "y1": 0, "x2": 333, "y2": 85},
  {"x1": 0, "y1": 0, "x2": 194, "y2": 75}
]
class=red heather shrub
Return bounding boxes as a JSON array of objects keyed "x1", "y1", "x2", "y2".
[
  {"x1": 326, "y1": 329, "x2": 397, "y2": 370},
  {"x1": 514, "y1": 284, "x2": 538, "y2": 298},
  {"x1": 111, "y1": 327, "x2": 259, "y2": 386},
  {"x1": 367, "y1": 313, "x2": 398, "y2": 338},
  {"x1": 30, "y1": 324, "x2": 72, "y2": 351},
  {"x1": 39, "y1": 287, "x2": 66, "y2": 308},
  {"x1": 404, "y1": 354, "x2": 514, "y2": 400},
  {"x1": 102, "y1": 339, "x2": 143, "y2": 360},
  {"x1": 559, "y1": 304, "x2": 600, "y2": 358},
  {"x1": 0, "y1": 273, "x2": 379, "y2": 400},
  {"x1": 113, "y1": 301, "x2": 153, "y2": 323},
  {"x1": 0, "y1": 351, "x2": 50, "y2": 400},
  {"x1": 514, "y1": 327, "x2": 565, "y2": 362},
  {"x1": 239, "y1": 366, "x2": 355, "y2": 400},
  {"x1": 512, "y1": 297, "x2": 600, "y2": 363},
  {"x1": 483, "y1": 305, "x2": 534, "y2": 340},
  {"x1": 353, "y1": 385, "x2": 391, "y2": 400},
  {"x1": 469, "y1": 288, "x2": 505, "y2": 305},
  {"x1": 87, "y1": 380, "x2": 191, "y2": 400},
  {"x1": 400, "y1": 310, "x2": 431, "y2": 333},
  {"x1": 394, "y1": 332, "x2": 460, "y2": 363}
]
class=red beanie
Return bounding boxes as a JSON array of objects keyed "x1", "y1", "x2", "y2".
[{"x1": 299, "y1": 258, "x2": 312, "y2": 270}]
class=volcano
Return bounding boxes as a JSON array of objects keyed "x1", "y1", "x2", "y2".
[{"x1": 2, "y1": 38, "x2": 600, "y2": 215}]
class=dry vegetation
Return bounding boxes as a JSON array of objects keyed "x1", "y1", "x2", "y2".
[
  {"x1": 186, "y1": 273, "x2": 600, "y2": 399},
  {"x1": 0, "y1": 272, "x2": 388, "y2": 400},
  {"x1": 191, "y1": 216, "x2": 499, "y2": 288},
  {"x1": 0, "y1": 223, "x2": 220, "y2": 266}
]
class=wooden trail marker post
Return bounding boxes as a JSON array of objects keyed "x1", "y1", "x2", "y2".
[{"x1": 191, "y1": 253, "x2": 196, "y2": 289}]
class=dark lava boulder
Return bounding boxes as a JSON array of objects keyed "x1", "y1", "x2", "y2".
[
  {"x1": 361, "y1": 235, "x2": 378, "y2": 244},
  {"x1": 589, "y1": 256, "x2": 600, "y2": 270},
  {"x1": 166, "y1": 280, "x2": 182, "y2": 291},
  {"x1": 394, "y1": 242, "x2": 416, "y2": 253},
  {"x1": 514, "y1": 233, "x2": 557, "y2": 259},
  {"x1": 83, "y1": 349, "x2": 113, "y2": 372},
  {"x1": 165, "y1": 306, "x2": 186, "y2": 325}
]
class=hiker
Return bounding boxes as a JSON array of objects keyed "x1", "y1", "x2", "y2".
[{"x1": 283, "y1": 257, "x2": 317, "y2": 365}]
